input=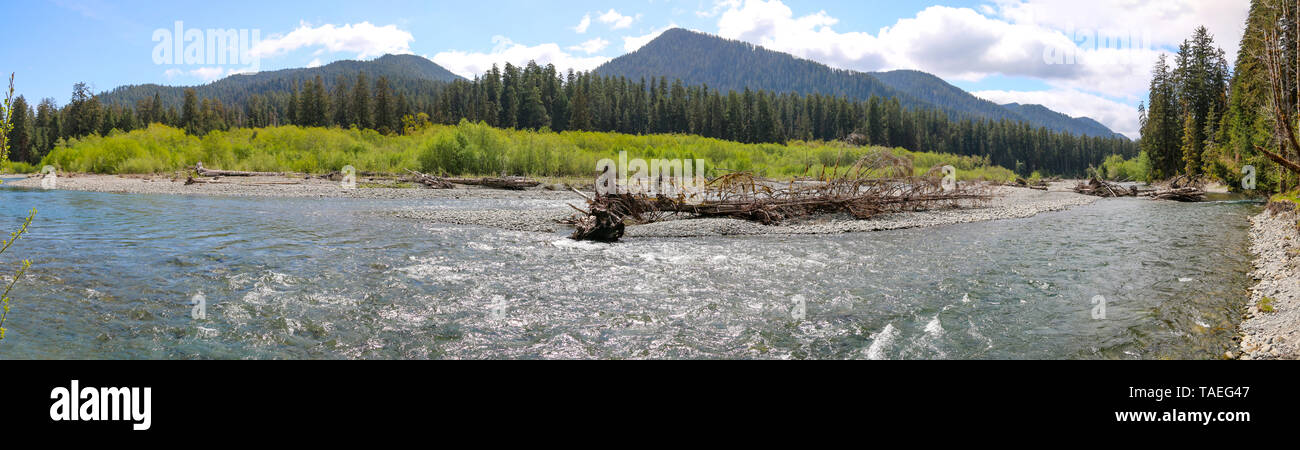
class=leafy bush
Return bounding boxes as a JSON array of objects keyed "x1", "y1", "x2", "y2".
[{"x1": 42, "y1": 121, "x2": 1022, "y2": 182}]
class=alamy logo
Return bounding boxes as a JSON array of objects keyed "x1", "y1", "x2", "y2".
[
  {"x1": 940, "y1": 165, "x2": 956, "y2": 192},
  {"x1": 152, "y1": 21, "x2": 261, "y2": 72},
  {"x1": 50, "y1": 380, "x2": 152, "y2": 431},
  {"x1": 1091, "y1": 295, "x2": 1107, "y2": 320},
  {"x1": 341, "y1": 165, "x2": 358, "y2": 190},
  {"x1": 595, "y1": 151, "x2": 707, "y2": 204},
  {"x1": 41, "y1": 165, "x2": 57, "y2": 189}
]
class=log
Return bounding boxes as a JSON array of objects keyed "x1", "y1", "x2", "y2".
[
  {"x1": 404, "y1": 169, "x2": 453, "y2": 189},
  {"x1": 1141, "y1": 187, "x2": 1206, "y2": 202},
  {"x1": 194, "y1": 162, "x2": 281, "y2": 177},
  {"x1": 184, "y1": 176, "x2": 227, "y2": 185},
  {"x1": 443, "y1": 176, "x2": 541, "y2": 190}
]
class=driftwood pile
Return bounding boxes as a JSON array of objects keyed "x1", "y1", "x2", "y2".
[
  {"x1": 404, "y1": 169, "x2": 455, "y2": 189},
  {"x1": 1011, "y1": 177, "x2": 1049, "y2": 190},
  {"x1": 570, "y1": 151, "x2": 994, "y2": 242},
  {"x1": 1074, "y1": 178, "x2": 1137, "y2": 197},
  {"x1": 404, "y1": 169, "x2": 541, "y2": 190},
  {"x1": 1139, "y1": 175, "x2": 1207, "y2": 202},
  {"x1": 1073, "y1": 175, "x2": 1207, "y2": 202},
  {"x1": 194, "y1": 162, "x2": 282, "y2": 177}
]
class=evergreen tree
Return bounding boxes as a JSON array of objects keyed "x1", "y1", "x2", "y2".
[
  {"x1": 351, "y1": 72, "x2": 371, "y2": 129},
  {"x1": 373, "y1": 76, "x2": 394, "y2": 134}
]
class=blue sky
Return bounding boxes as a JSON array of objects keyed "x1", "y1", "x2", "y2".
[{"x1": 0, "y1": 0, "x2": 1252, "y2": 139}]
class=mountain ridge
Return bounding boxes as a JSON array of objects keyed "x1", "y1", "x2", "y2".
[
  {"x1": 99, "y1": 54, "x2": 463, "y2": 108},
  {"x1": 596, "y1": 28, "x2": 1124, "y2": 139}
]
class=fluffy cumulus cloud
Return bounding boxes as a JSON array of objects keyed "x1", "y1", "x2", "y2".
[
  {"x1": 713, "y1": 1, "x2": 1154, "y2": 94},
  {"x1": 573, "y1": 14, "x2": 591, "y2": 34},
  {"x1": 569, "y1": 38, "x2": 610, "y2": 55},
  {"x1": 249, "y1": 21, "x2": 414, "y2": 60},
  {"x1": 164, "y1": 66, "x2": 243, "y2": 82},
  {"x1": 704, "y1": 0, "x2": 1249, "y2": 137},
  {"x1": 974, "y1": 89, "x2": 1142, "y2": 139},
  {"x1": 597, "y1": 9, "x2": 638, "y2": 30},
  {"x1": 432, "y1": 36, "x2": 610, "y2": 78},
  {"x1": 991, "y1": 0, "x2": 1250, "y2": 64}
]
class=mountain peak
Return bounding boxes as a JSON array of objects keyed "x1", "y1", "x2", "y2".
[
  {"x1": 598, "y1": 28, "x2": 1123, "y2": 139},
  {"x1": 99, "y1": 54, "x2": 463, "y2": 109}
]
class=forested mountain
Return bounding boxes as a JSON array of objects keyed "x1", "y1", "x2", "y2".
[
  {"x1": 6, "y1": 38, "x2": 1138, "y2": 177},
  {"x1": 594, "y1": 28, "x2": 921, "y2": 108},
  {"x1": 870, "y1": 70, "x2": 1018, "y2": 121},
  {"x1": 596, "y1": 28, "x2": 1124, "y2": 139},
  {"x1": 98, "y1": 54, "x2": 463, "y2": 109},
  {"x1": 1001, "y1": 103, "x2": 1123, "y2": 139}
]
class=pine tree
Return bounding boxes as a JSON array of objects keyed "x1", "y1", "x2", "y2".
[
  {"x1": 518, "y1": 84, "x2": 550, "y2": 130},
  {"x1": 373, "y1": 76, "x2": 394, "y2": 134},
  {"x1": 351, "y1": 72, "x2": 371, "y2": 129}
]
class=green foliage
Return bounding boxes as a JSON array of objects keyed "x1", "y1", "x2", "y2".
[
  {"x1": 1270, "y1": 190, "x2": 1300, "y2": 207},
  {"x1": 1, "y1": 73, "x2": 13, "y2": 161},
  {"x1": 1259, "y1": 296, "x2": 1275, "y2": 313},
  {"x1": 41, "y1": 122, "x2": 1018, "y2": 181},
  {"x1": 1212, "y1": 0, "x2": 1300, "y2": 191},
  {"x1": 0, "y1": 160, "x2": 38, "y2": 174},
  {"x1": 0, "y1": 209, "x2": 35, "y2": 343},
  {"x1": 1099, "y1": 151, "x2": 1152, "y2": 182},
  {"x1": 1141, "y1": 27, "x2": 1231, "y2": 181}
]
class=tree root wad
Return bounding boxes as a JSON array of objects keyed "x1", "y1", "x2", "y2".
[
  {"x1": 569, "y1": 200, "x2": 625, "y2": 242},
  {"x1": 566, "y1": 151, "x2": 993, "y2": 242}
]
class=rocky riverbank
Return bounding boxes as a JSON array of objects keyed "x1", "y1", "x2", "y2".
[
  {"x1": 1238, "y1": 206, "x2": 1300, "y2": 360},
  {"x1": 390, "y1": 182, "x2": 1098, "y2": 236},
  {"x1": 1, "y1": 173, "x2": 576, "y2": 200},
  {"x1": 5, "y1": 174, "x2": 1100, "y2": 237}
]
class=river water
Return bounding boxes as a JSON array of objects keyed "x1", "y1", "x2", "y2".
[{"x1": 0, "y1": 182, "x2": 1259, "y2": 359}]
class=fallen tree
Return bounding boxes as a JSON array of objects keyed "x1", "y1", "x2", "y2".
[
  {"x1": 1140, "y1": 175, "x2": 1206, "y2": 202},
  {"x1": 404, "y1": 169, "x2": 454, "y2": 189},
  {"x1": 443, "y1": 176, "x2": 540, "y2": 190},
  {"x1": 402, "y1": 170, "x2": 540, "y2": 190},
  {"x1": 1074, "y1": 178, "x2": 1136, "y2": 197},
  {"x1": 569, "y1": 151, "x2": 994, "y2": 241},
  {"x1": 1141, "y1": 187, "x2": 1206, "y2": 202},
  {"x1": 194, "y1": 162, "x2": 282, "y2": 177}
]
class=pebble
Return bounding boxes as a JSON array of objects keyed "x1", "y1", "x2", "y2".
[{"x1": 1239, "y1": 208, "x2": 1300, "y2": 360}]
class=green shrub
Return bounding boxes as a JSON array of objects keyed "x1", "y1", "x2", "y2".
[{"x1": 41, "y1": 122, "x2": 1033, "y2": 182}]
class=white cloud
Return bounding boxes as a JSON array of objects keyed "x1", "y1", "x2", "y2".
[
  {"x1": 697, "y1": 0, "x2": 741, "y2": 18},
  {"x1": 597, "y1": 9, "x2": 639, "y2": 30},
  {"x1": 164, "y1": 66, "x2": 255, "y2": 82},
  {"x1": 991, "y1": 0, "x2": 1249, "y2": 65},
  {"x1": 249, "y1": 21, "x2": 414, "y2": 60},
  {"x1": 573, "y1": 14, "x2": 591, "y2": 34},
  {"x1": 704, "y1": 0, "x2": 1249, "y2": 135},
  {"x1": 189, "y1": 67, "x2": 226, "y2": 82},
  {"x1": 975, "y1": 88, "x2": 1141, "y2": 139},
  {"x1": 623, "y1": 25, "x2": 677, "y2": 52},
  {"x1": 306, "y1": 58, "x2": 323, "y2": 68},
  {"x1": 432, "y1": 36, "x2": 610, "y2": 78},
  {"x1": 569, "y1": 38, "x2": 610, "y2": 55}
]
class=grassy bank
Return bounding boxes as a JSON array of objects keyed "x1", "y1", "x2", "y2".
[{"x1": 26, "y1": 121, "x2": 1017, "y2": 182}]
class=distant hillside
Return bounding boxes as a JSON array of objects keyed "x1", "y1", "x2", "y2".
[
  {"x1": 99, "y1": 54, "x2": 464, "y2": 108},
  {"x1": 1000, "y1": 103, "x2": 1124, "y2": 139},
  {"x1": 593, "y1": 28, "x2": 923, "y2": 109},
  {"x1": 596, "y1": 28, "x2": 1124, "y2": 139},
  {"x1": 868, "y1": 70, "x2": 1020, "y2": 122}
]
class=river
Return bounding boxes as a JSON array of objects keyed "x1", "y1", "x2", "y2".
[{"x1": 0, "y1": 182, "x2": 1259, "y2": 359}]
